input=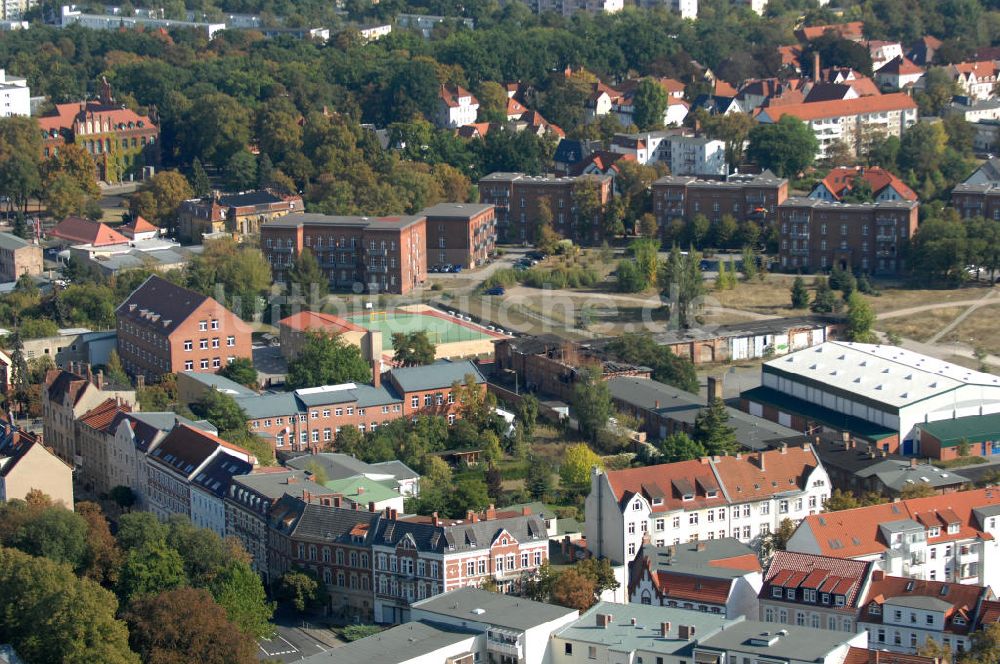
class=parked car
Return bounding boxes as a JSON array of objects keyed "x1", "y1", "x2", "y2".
[
  {"x1": 429, "y1": 265, "x2": 440, "y2": 273},
  {"x1": 484, "y1": 286, "x2": 505, "y2": 296},
  {"x1": 452, "y1": 265, "x2": 462, "y2": 273}
]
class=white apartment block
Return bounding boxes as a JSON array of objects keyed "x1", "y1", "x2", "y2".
[
  {"x1": 0, "y1": 0, "x2": 33, "y2": 21},
  {"x1": 611, "y1": 131, "x2": 726, "y2": 176},
  {"x1": 585, "y1": 445, "x2": 830, "y2": 564},
  {"x1": 526, "y1": 0, "x2": 623, "y2": 15},
  {"x1": 0, "y1": 70, "x2": 29, "y2": 117},
  {"x1": 436, "y1": 84, "x2": 479, "y2": 129}
]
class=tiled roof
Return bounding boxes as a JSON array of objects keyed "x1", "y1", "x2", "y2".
[
  {"x1": 191, "y1": 452, "x2": 252, "y2": 498},
  {"x1": 950, "y1": 61, "x2": 997, "y2": 79},
  {"x1": 268, "y1": 494, "x2": 381, "y2": 543},
  {"x1": 712, "y1": 446, "x2": 820, "y2": 501},
  {"x1": 119, "y1": 215, "x2": 158, "y2": 237},
  {"x1": 37, "y1": 101, "x2": 156, "y2": 135},
  {"x1": 278, "y1": 311, "x2": 366, "y2": 335},
  {"x1": 764, "y1": 550, "x2": 872, "y2": 609},
  {"x1": 794, "y1": 488, "x2": 1000, "y2": 557},
  {"x1": 796, "y1": 21, "x2": 865, "y2": 42},
  {"x1": 439, "y1": 84, "x2": 479, "y2": 108},
  {"x1": 49, "y1": 217, "x2": 128, "y2": 246},
  {"x1": 44, "y1": 369, "x2": 91, "y2": 406},
  {"x1": 148, "y1": 423, "x2": 251, "y2": 477},
  {"x1": 373, "y1": 512, "x2": 547, "y2": 554},
  {"x1": 841, "y1": 647, "x2": 939, "y2": 664},
  {"x1": 877, "y1": 55, "x2": 924, "y2": 76},
  {"x1": 859, "y1": 573, "x2": 989, "y2": 635},
  {"x1": 630, "y1": 540, "x2": 761, "y2": 603},
  {"x1": 816, "y1": 166, "x2": 917, "y2": 202},
  {"x1": 116, "y1": 275, "x2": 245, "y2": 337},
  {"x1": 761, "y1": 92, "x2": 916, "y2": 122},
  {"x1": 975, "y1": 599, "x2": 1000, "y2": 628},
  {"x1": 78, "y1": 398, "x2": 132, "y2": 432}
]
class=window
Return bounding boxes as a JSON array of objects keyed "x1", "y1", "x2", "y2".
[
  {"x1": 588, "y1": 646, "x2": 597, "y2": 659},
  {"x1": 772, "y1": 586, "x2": 783, "y2": 598},
  {"x1": 183, "y1": 340, "x2": 192, "y2": 351},
  {"x1": 199, "y1": 321, "x2": 207, "y2": 331},
  {"x1": 655, "y1": 518, "x2": 665, "y2": 531},
  {"x1": 760, "y1": 503, "x2": 769, "y2": 515},
  {"x1": 212, "y1": 357, "x2": 221, "y2": 368},
  {"x1": 200, "y1": 359, "x2": 208, "y2": 369},
  {"x1": 786, "y1": 588, "x2": 795, "y2": 600},
  {"x1": 689, "y1": 513, "x2": 698, "y2": 525},
  {"x1": 411, "y1": 396, "x2": 419, "y2": 408},
  {"x1": 565, "y1": 644, "x2": 572, "y2": 655},
  {"x1": 211, "y1": 338, "x2": 219, "y2": 349},
  {"x1": 184, "y1": 360, "x2": 193, "y2": 370},
  {"x1": 200, "y1": 339, "x2": 208, "y2": 350},
  {"x1": 227, "y1": 336, "x2": 235, "y2": 347}
]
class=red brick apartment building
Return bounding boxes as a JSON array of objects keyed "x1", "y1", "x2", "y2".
[
  {"x1": 115, "y1": 275, "x2": 252, "y2": 380},
  {"x1": 776, "y1": 198, "x2": 918, "y2": 275},
  {"x1": 371, "y1": 505, "x2": 549, "y2": 623},
  {"x1": 179, "y1": 359, "x2": 487, "y2": 454},
  {"x1": 651, "y1": 171, "x2": 788, "y2": 231},
  {"x1": 260, "y1": 213, "x2": 426, "y2": 295},
  {"x1": 421, "y1": 203, "x2": 497, "y2": 268},
  {"x1": 952, "y1": 182, "x2": 1000, "y2": 219},
  {"x1": 478, "y1": 172, "x2": 614, "y2": 245}
]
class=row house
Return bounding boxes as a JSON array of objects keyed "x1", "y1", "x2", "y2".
[
  {"x1": 628, "y1": 538, "x2": 763, "y2": 618},
  {"x1": 0, "y1": 421, "x2": 73, "y2": 507},
  {"x1": 75, "y1": 397, "x2": 132, "y2": 496},
  {"x1": 946, "y1": 61, "x2": 999, "y2": 101},
  {"x1": 115, "y1": 274, "x2": 253, "y2": 380},
  {"x1": 36, "y1": 79, "x2": 158, "y2": 182},
  {"x1": 760, "y1": 550, "x2": 874, "y2": 633},
  {"x1": 420, "y1": 202, "x2": 497, "y2": 269},
  {"x1": 521, "y1": 0, "x2": 623, "y2": 17},
  {"x1": 756, "y1": 93, "x2": 918, "y2": 159},
  {"x1": 858, "y1": 571, "x2": 993, "y2": 657},
  {"x1": 775, "y1": 198, "x2": 919, "y2": 276},
  {"x1": 951, "y1": 181, "x2": 1000, "y2": 219},
  {"x1": 786, "y1": 487, "x2": 1000, "y2": 591},
  {"x1": 225, "y1": 468, "x2": 333, "y2": 581},
  {"x1": 478, "y1": 172, "x2": 613, "y2": 245},
  {"x1": 267, "y1": 494, "x2": 381, "y2": 622},
  {"x1": 190, "y1": 451, "x2": 253, "y2": 537},
  {"x1": 651, "y1": 171, "x2": 788, "y2": 230},
  {"x1": 181, "y1": 360, "x2": 487, "y2": 454},
  {"x1": 177, "y1": 189, "x2": 303, "y2": 243},
  {"x1": 42, "y1": 367, "x2": 135, "y2": 467},
  {"x1": 260, "y1": 213, "x2": 426, "y2": 295},
  {"x1": 145, "y1": 423, "x2": 254, "y2": 524},
  {"x1": 585, "y1": 445, "x2": 831, "y2": 564},
  {"x1": 371, "y1": 505, "x2": 550, "y2": 624}
]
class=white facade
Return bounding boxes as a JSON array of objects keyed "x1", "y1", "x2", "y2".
[
  {"x1": 869, "y1": 42, "x2": 904, "y2": 70},
  {"x1": 526, "y1": 0, "x2": 622, "y2": 16},
  {"x1": 0, "y1": 70, "x2": 29, "y2": 117},
  {"x1": 108, "y1": 418, "x2": 153, "y2": 506},
  {"x1": 630, "y1": 565, "x2": 762, "y2": 618},
  {"x1": 611, "y1": 132, "x2": 726, "y2": 176},
  {"x1": 436, "y1": 89, "x2": 479, "y2": 129},
  {"x1": 585, "y1": 447, "x2": 831, "y2": 565},
  {"x1": 0, "y1": 0, "x2": 33, "y2": 21},
  {"x1": 860, "y1": 597, "x2": 974, "y2": 656},
  {"x1": 633, "y1": 0, "x2": 696, "y2": 19},
  {"x1": 190, "y1": 485, "x2": 227, "y2": 537}
]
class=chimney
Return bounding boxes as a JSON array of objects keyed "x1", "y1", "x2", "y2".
[
  {"x1": 813, "y1": 50, "x2": 821, "y2": 79},
  {"x1": 369, "y1": 501, "x2": 376, "y2": 512},
  {"x1": 357, "y1": 486, "x2": 365, "y2": 496},
  {"x1": 389, "y1": 507, "x2": 398, "y2": 520},
  {"x1": 696, "y1": 542, "x2": 706, "y2": 552},
  {"x1": 96, "y1": 369, "x2": 104, "y2": 390},
  {"x1": 630, "y1": 617, "x2": 637, "y2": 626},
  {"x1": 660, "y1": 622, "x2": 671, "y2": 638},
  {"x1": 467, "y1": 510, "x2": 476, "y2": 521},
  {"x1": 756, "y1": 452, "x2": 765, "y2": 472},
  {"x1": 302, "y1": 489, "x2": 311, "y2": 502},
  {"x1": 372, "y1": 360, "x2": 381, "y2": 389},
  {"x1": 814, "y1": 435, "x2": 821, "y2": 447},
  {"x1": 596, "y1": 613, "x2": 613, "y2": 628},
  {"x1": 655, "y1": 400, "x2": 660, "y2": 409},
  {"x1": 707, "y1": 376, "x2": 723, "y2": 405},
  {"x1": 910, "y1": 457, "x2": 919, "y2": 468},
  {"x1": 679, "y1": 624, "x2": 696, "y2": 640},
  {"x1": 872, "y1": 570, "x2": 885, "y2": 582},
  {"x1": 486, "y1": 504, "x2": 496, "y2": 520},
  {"x1": 842, "y1": 431, "x2": 850, "y2": 446},
  {"x1": 521, "y1": 506, "x2": 531, "y2": 516},
  {"x1": 86, "y1": 363, "x2": 93, "y2": 384},
  {"x1": 432, "y1": 511, "x2": 440, "y2": 526},
  {"x1": 779, "y1": 443, "x2": 787, "y2": 454},
  {"x1": 287, "y1": 475, "x2": 298, "y2": 484}
]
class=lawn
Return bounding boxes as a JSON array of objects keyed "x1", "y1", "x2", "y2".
[
  {"x1": 936, "y1": 306, "x2": 1000, "y2": 357},
  {"x1": 875, "y1": 307, "x2": 964, "y2": 343}
]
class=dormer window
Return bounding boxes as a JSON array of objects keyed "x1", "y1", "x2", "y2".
[
  {"x1": 928, "y1": 526, "x2": 940, "y2": 537},
  {"x1": 652, "y1": 498, "x2": 663, "y2": 506},
  {"x1": 821, "y1": 593, "x2": 831, "y2": 605},
  {"x1": 954, "y1": 616, "x2": 966, "y2": 625},
  {"x1": 682, "y1": 493, "x2": 694, "y2": 502},
  {"x1": 785, "y1": 588, "x2": 795, "y2": 600},
  {"x1": 947, "y1": 523, "x2": 960, "y2": 535},
  {"x1": 772, "y1": 586, "x2": 783, "y2": 598},
  {"x1": 706, "y1": 490, "x2": 718, "y2": 498}
]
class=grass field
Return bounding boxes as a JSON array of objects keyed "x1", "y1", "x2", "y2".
[{"x1": 346, "y1": 313, "x2": 492, "y2": 350}]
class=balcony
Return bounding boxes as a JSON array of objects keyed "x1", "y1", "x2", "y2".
[
  {"x1": 876, "y1": 250, "x2": 896, "y2": 258},
  {"x1": 271, "y1": 246, "x2": 294, "y2": 253},
  {"x1": 788, "y1": 231, "x2": 810, "y2": 239},
  {"x1": 876, "y1": 234, "x2": 895, "y2": 242}
]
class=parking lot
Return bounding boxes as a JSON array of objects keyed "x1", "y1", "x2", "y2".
[{"x1": 258, "y1": 623, "x2": 340, "y2": 662}]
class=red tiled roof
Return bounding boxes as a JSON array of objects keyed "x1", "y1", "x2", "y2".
[
  {"x1": 759, "y1": 92, "x2": 916, "y2": 122},
  {"x1": 796, "y1": 21, "x2": 865, "y2": 43},
  {"x1": 654, "y1": 571, "x2": 733, "y2": 605},
  {"x1": 714, "y1": 80, "x2": 738, "y2": 97},
  {"x1": 764, "y1": 550, "x2": 872, "y2": 609},
  {"x1": 439, "y1": 84, "x2": 479, "y2": 108},
  {"x1": 120, "y1": 215, "x2": 158, "y2": 236},
  {"x1": 842, "y1": 647, "x2": 940, "y2": 664},
  {"x1": 79, "y1": 398, "x2": 132, "y2": 432},
  {"x1": 457, "y1": 122, "x2": 493, "y2": 139},
  {"x1": 859, "y1": 573, "x2": 990, "y2": 635},
  {"x1": 877, "y1": 55, "x2": 925, "y2": 76},
  {"x1": 951, "y1": 61, "x2": 997, "y2": 79},
  {"x1": 818, "y1": 166, "x2": 917, "y2": 201},
  {"x1": 712, "y1": 446, "x2": 820, "y2": 501},
  {"x1": 778, "y1": 44, "x2": 803, "y2": 68},
  {"x1": 519, "y1": 110, "x2": 565, "y2": 138},
  {"x1": 976, "y1": 599, "x2": 1000, "y2": 628},
  {"x1": 49, "y1": 216, "x2": 129, "y2": 246},
  {"x1": 708, "y1": 553, "x2": 762, "y2": 572},
  {"x1": 278, "y1": 310, "x2": 367, "y2": 335},
  {"x1": 506, "y1": 97, "x2": 527, "y2": 116},
  {"x1": 605, "y1": 459, "x2": 729, "y2": 513},
  {"x1": 37, "y1": 101, "x2": 157, "y2": 135},
  {"x1": 44, "y1": 369, "x2": 92, "y2": 406},
  {"x1": 797, "y1": 488, "x2": 1000, "y2": 558}
]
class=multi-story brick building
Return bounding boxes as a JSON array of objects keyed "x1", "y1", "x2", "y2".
[
  {"x1": 180, "y1": 360, "x2": 487, "y2": 454},
  {"x1": 42, "y1": 366, "x2": 136, "y2": 466},
  {"x1": 786, "y1": 487, "x2": 1000, "y2": 591},
  {"x1": 37, "y1": 78, "x2": 158, "y2": 182},
  {"x1": 651, "y1": 171, "x2": 788, "y2": 231},
  {"x1": 115, "y1": 275, "x2": 253, "y2": 380},
  {"x1": 144, "y1": 423, "x2": 253, "y2": 522},
  {"x1": 268, "y1": 495, "x2": 381, "y2": 622},
  {"x1": 952, "y1": 181, "x2": 1000, "y2": 219},
  {"x1": 260, "y1": 213, "x2": 426, "y2": 295},
  {"x1": 371, "y1": 505, "x2": 550, "y2": 623},
  {"x1": 478, "y1": 172, "x2": 614, "y2": 245},
  {"x1": 776, "y1": 198, "x2": 918, "y2": 275},
  {"x1": 585, "y1": 445, "x2": 831, "y2": 564},
  {"x1": 759, "y1": 550, "x2": 874, "y2": 634},
  {"x1": 0, "y1": 232, "x2": 41, "y2": 282},
  {"x1": 177, "y1": 189, "x2": 304, "y2": 243},
  {"x1": 421, "y1": 203, "x2": 497, "y2": 269},
  {"x1": 226, "y1": 468, "x2": 334, "y2": 580}
]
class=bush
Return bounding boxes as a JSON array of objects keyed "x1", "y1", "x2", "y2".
[
  {"x1": 521, "y1": 266, "x2": 600, "y2": 289},
  {"x1": 481, "y1": 268, "x2": 521, "y2": 291}
]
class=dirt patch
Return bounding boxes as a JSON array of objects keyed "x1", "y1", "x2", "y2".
[
  {"x1": 876, "y1": 307, "x2": 964, "y2": 343},
  {"x1": 935, "y1": 308, "x2": 1000, "y2": 357}
]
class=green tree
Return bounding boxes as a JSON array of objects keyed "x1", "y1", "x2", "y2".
[
  {"x1": 392, "y1": 331, "x2": 436, "y2": 366},
  {"x1": 658, "y1": 431, "x2": 707, "y2": 462},
  {"x1": 747, "y1": 116, "x2": 818, "y2": 177},
  {"x1": 632, "y1": 79, "x2": 669, "y2": 131},
  {"x1": 761, "y1": 518, "x2": 796, "y2": 557},
  {"x1": 576, "y1": 557, "x2": 621, "y2": 597},
  {"x1": 191, "y1": 389, "x2": 251, "y2": 436},
  {"x1": 117, "y1": 541, "x2": 187, "y2": 603},
  {"x1": 823, "y1": 489, "x2": 861, "y2": 512},
  {"x1": 560, "y1": 443, "x2": 603, "y2": 492},
  {"x1": 573, "y1": 366, "x2": 613, "y2": 443},
  {"x1": 616, "y1": 259, "x2": 647, "y2": 293},
  {"x1": 0, "y1": 117, "x2": 42, "y2": 216},
  {"x1": 525, "y1": 455, "x2": 554, "y2": 500},
  {"x1": 126, "y1": 587, "x2": 257, "y2": 664},
  {"x1": 105, "y1": 350, "x2": 130, "y2": 387},
  {"x1": 210, "y1": 561, "x2": 275, "y2": 639},
  {"x1": 218, "y1": 357, "x2": 258, "y2": 388},
  {"x1": 116, "y1": 512, "x2": 169, "y2": 553},
  {"x1": 0, "y1": 546, "x2": 138, "y2": 664},
  {"x1": 130, "y1": 170, "x2": 194, "y2": 230},
  {"x1": 476, "y1": 81, "x2": 509, "y2": 123},
  {"x1": 224, "y1": 151, "x2": 258, "y2": 191},
  {"x1": 846, "y1": 292, "x2": 877, "y2": 343},
  {"x1": 631, "y1": 237, "x2": 660, "y2": 288},
  {"x1": 550, "y1": 567, "x2": 597, "y2": 611},
  {"x1": 659, "y1": 245, "x2": 705, "y2": 329},
  {"x1": 790, "y1": 276, "x2": 810, "y2": 309},
  {"x1": 449, "y1": 478, "x2": 491, "y2": 518},
  {"x1": 810, "y1": 277, "x2": 840, "y2": 313},
  {"x1": 109, "y1": 485, "x2": 137, "y2": 511},
  {"x1": 286, "y1": 247, "x2": 329, "y2": 304},
  {"x1": 278, "y1": 570, "x2": 320, "y2": 613},
  {"x1": 740, "y1": 246, "x2": 759, "y2": 281},
  {"x1": 603, "y1": 331, "x2": 698, "y2": 394},
  {"x1": 963, "y1": 622, "x2": 1000, "y2": 664},
  {"x1": 286, "y1": 331, "x2": 371, "y2": 390},
  {"x1": 692, "y1": 397, "x2": 737, "y2": 456},
  {"x1": 191, "y1": 157, "x2": 211, "y2": 198},
  {"x1": 9, "y1": 506, "x2": 90, "y2": 572},
  {"x1": 703, "y1": 112, "x2": 754, "y2": 169},
  {"x1": 515, "y1": 394, "x2": 539, "y2": 438},
  {"x1": 182, "y1": 91, "x2": 253, "y2": 168}
]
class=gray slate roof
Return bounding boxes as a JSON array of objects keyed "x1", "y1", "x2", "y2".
[
  {"x1": 296, "y1": 621, "x2": 476, "y2": 664},
  {"x1": 191, "y1": 453, "x2": 253, "y2": 497},
  {"x1": 420, "y1": 203, "x2": 494, "y2": 219},
  {"x1": 373, "y1": 513, "x2": 548, "y2": 554},
  {"x1": 694, "y1": 619, "x2": 860, "y2": 660},
  {"x1": 268, "y1": 495, "x2": 381, "y2": 542},
  {"x1": 389, "y1": 359, "x2": 485, "y2": 393},
  {"x1": 287, "y1": 453, "x2": 377, "y2": 481},
  {"x1": 230, "y1": 469, "x2": 329, "y2": 500},
  {"x1": 855, "y1": 459, "x2": 970, "y2": 491},
  {"x1": 412, "y1": 587, "x2": 576, "y2": 631},
  {"x1": 0, "y1": 233, "x2": 31, "y2": 251},
  {"x1": 639, "y1": 539, "x2": 759, "y2": 580}
]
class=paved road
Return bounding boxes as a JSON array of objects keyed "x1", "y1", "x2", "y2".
[{"x1": 258, "y1": 624, "x2": 337, "y2": 662}]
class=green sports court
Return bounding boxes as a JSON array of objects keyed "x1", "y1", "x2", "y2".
[{"x1": 345, "y1": 311, "x2": 498, "y2": 351}]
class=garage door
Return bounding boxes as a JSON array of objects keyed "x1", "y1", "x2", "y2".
[
  {"x1": 778, "y1": 412, "x2": 792, "y2": 427},
  {"x1": 749, "y1": 402, "x2": 763, "y2": 417}
]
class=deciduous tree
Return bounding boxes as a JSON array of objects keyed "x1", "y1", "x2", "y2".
[
  {"x1": 747, "y1": 116, "x2": 818, "y2": 177},
  {"x1": 392, "y1": 331, "x2": 436, "y2": 366},
  {"x1": 560, "y1": 443, "x2": 603, "y2": 491},
  {"x1": 286, "y1": 331, "x2": 371, "y2": 389},
  {"x1": 572, "y1": 366, "x2": 613, "y2": 443}
]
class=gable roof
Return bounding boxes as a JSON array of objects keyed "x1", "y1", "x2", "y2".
[
  {"x1": 794, "y1": 488, "x2": 1000, "y2": 558},
  {"x1": 116, "y1": 274, "x2": 241, "y2": 337},
  {"x1": 373, "y1": 511, "x2": 548, "y2": 554},
  {"x1": 389, "y1": 360, "x2": 485, "y2": 393},
  {"x1": 759, "y1": 92, "x2": 916, "y2": 123},
  {"x1": 148, "y1": 423, "x2": 251, "y2": 477},
  {"x1": 764, "y1": 550, "x2": 872, "y2": 608},
  {"x1": 795, "y1": 21, "x2": 865, "y2": 42},
  {"x1": 49, "y1": 217, "x2": 128, "y2": 246},
  {"x1": 439, "y1": 84, "x2": 479, "y2": 108},
  {"x1": 859, "y1": 573, "x2": 990, "y2": 635},
  {"x1": 119, "y1": 215, "x2": 158, "y2": 238},
  {"x1": 78, "y1": 397, "x2": 132, "y2": 432},
  {"x1": 711, "y1": 446, "x2": 821, "y2": 502},
  {"x1": 877, "y1": 55, "x2": 924, "y2": 76},
  {"x1": 190, "y1": 452, "x2": 253, "y2": 498},
  {"x1": 44, "y1": 369, "x2": 95, "y2": 407},
  {"x1": 815, "y1": 166, "x2": 917, "y2": 202},
  {"x1": 630, "y1": 539, "x2": 761, "y2": 604}
]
